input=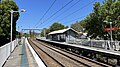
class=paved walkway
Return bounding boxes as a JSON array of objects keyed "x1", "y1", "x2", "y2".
[{"x1": 3, "y1": 42, "x2": 38, "y2": 67}]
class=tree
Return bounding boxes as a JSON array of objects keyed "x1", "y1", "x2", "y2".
[
  {"x1": 85, "y1": 0, "x2": 120, "y2": 40},
  {"x1": 85, "y1": 2, "x2": 104, "y2": 39},
  {"x1": 71, "y1": 20, "x2": 86, "y2": 32},
  {"x1": 49, "y1": 22, "x2": 65, "y2": 32},
  {"x1": 0, "y1": 1, "x2": 19, "y2": 46},
  {"x1": 40, "y1": 22, "x2": 67, "y2": 37},
  {"x1": 40, "y1": 28, "x2": 49, "y2": 37}
]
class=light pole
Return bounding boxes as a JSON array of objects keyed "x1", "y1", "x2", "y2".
[
  {"x1": 10, "y1": 9, "x2": 26, "y2": 52},
  {"x1": 104, "y1": 20, "x2": 113, "y2": 50},
  {"x1": 104, "y1": 20, "x2": 113, "y2": 41}
]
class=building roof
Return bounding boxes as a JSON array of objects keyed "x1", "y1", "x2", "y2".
[{"x1": 48, "y1": 28, "x2": 78, "y2": 35}]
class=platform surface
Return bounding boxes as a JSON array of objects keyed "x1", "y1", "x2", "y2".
[
  {"x1": 3, "y1": 43, "x2": 38, "y2": 67},
  {"x1": 39, "y1": 38, "x2": 120, "y2": 57}
]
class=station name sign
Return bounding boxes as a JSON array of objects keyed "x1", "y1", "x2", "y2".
[{"x1": 104, "y1": 27, "x2": 118, "y2": 31}]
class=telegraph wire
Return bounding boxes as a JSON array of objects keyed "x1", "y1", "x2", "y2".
[
  {"x1": 34, "y1": 0, "x2": 57, "y2": 28},
  {"x1": 41, "y1": 0, "x2": 96, "y2": 28},
  {"x1": 57, "y1": 0, "x2": 96, "y2": 22},
  {"x1": 46, "y1": 15, "x2": 87, "y2": 28},
  {"x1": 48, "y1": 0, "x2": 81, "y2": 23},
  {"x1": 36, "y1": 0, "x2": 74, "y2": 28},
  {"x1": 62, "y1": 15, "x2": 86, "y2": 24}
]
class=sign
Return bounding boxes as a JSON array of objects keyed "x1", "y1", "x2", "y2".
[{"x1": 104, "y1": 27, "x2": 118, "y2": 31}]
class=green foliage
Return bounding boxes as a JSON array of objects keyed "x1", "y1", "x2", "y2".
[
  {"x1": 71, "y1": 20, "x2": 86, "y2": 32},
  {"x1": 0, "y1": 1, "x2": 19, "y2": 46},
  {"x1": 40, "y1": 28, "x2": 47, "y2": 37},
  {"x1": 65, "y1": 26, "x2": 69, "y2": 28},
  {"x1": 85, "y1": 0, "x2": 120, "y2": 40},
  {"x1": 40, "y1": 22, "x2": 67, "y2": 37},
  {"x1": 49, "y1": 22, "x2": 65, "y2": 32}
]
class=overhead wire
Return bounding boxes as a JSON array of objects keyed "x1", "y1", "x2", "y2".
[
  {"x1": 62, "y1": 15, "x2": 87, "y2": 24},
  {"x1": 57, "y1": 0, "x2": 96, "y2": 22},
  {"x1": 41, "y1": 0, "x2": 96, "y2": 28},
  {"x1": 48, "y1": 0, "x2": 81, "y2": 23},
  {"x1": 34, "y1": 0, "x2": 57, "y2": 28},
  {"x1": 45, "y1": 15, "x2": 87, "y2": 28},
  {"x1": 36, "y1": 0, "x2": 74, "y2": 28}
]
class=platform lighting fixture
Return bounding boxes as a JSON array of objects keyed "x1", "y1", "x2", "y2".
[{"x1": 10, "y1": 9, "x2": 26, "y2": 52}]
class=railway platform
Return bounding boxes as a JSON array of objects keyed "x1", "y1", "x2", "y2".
[
  {"x1": 2, "y1": 38, "x2": 46, "y2": 67},
  {"x1": 37, "y1": 38, "x2": 120, "y2": 66},
  {"x1": 3, "y1": 42, "x2": 38, "y2": 67},
  {"x1": 38, "y1": 38, "x2": 120, "y2": 57}
]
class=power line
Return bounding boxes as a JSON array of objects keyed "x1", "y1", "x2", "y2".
[
  {"x1": 36, "y1": 0, "x2": 74, "y2": 28},
  {"x1": 62, "y1": 15, "x2": 86, "y2": 24},
  {"x1": 46, "y1": 15, "x2": 87, "y2": 28},
  {"x1": 34, "y1": 0, "x2": 57, "y2": 28},
  {"x1": 48, "y1": 0, "x2": 81, "y2": 23},
  {"x1": 57, "y1": 0, "x2": 96, "y2": 22},
  {"x1": 41, "y1": 0, "x2": 96, "y2": 28}
]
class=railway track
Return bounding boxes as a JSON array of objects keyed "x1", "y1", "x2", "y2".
[{"x1": 28, "y1": 38, "x2": 112, "y2": 67}]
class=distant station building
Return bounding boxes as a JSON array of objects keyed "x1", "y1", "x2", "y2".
[{"x1": 47, "y1": 28, "x2": 79, "y2": 42}]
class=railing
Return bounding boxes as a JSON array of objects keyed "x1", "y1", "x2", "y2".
[
  {"x1": 0, "y1": 39, "x2": 19, "y2": 67},
  {"x1": 66, "y1": 38, "x2": 120, "y2": 51}
]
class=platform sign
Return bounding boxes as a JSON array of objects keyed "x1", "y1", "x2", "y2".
[{"x1": 104, "y1": 27, "x2": 118, "y2": 31}]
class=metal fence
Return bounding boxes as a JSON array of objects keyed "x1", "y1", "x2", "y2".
[
  {"x1": 66, "y1": 38, "x2": 120, "y2": 51},
  {"x1": 0, "y1": 39, "x2": 19, "y2": 67}
]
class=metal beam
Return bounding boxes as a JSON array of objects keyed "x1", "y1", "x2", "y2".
[{"x1": 22, "y1": 29, "x2": 42, "y2": 31}]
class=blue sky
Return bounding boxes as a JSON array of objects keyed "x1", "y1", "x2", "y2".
[{"x1": 15, "y1": 0, "x2": 103, "y2": 31}]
